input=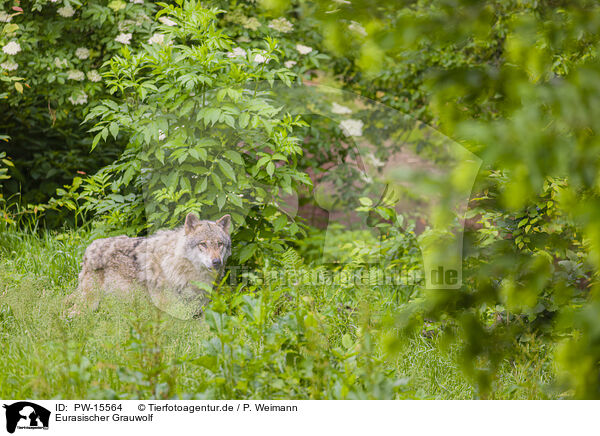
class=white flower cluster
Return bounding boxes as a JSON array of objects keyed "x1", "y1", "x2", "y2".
[
  {"x1": 253, "y1": 51, "x2": 268, "y2": 64},
  {"x1": 0, "y1": 11, "x2": 12, "y2": 22},
  {"x1": 57, "y1": 5, "x2": 75, "y2": 18},
  {"x1": 130, "y1": 0, "x2": 144, "y2": 3},
  {"x1": 86, "y1": 70, "x2": 101, "y2": 82},
  {"x1": 2, "y1": 41, "x2": 21, "y2": 55},
  {"x1": 339, "y1": 119, "x2": 364, "y2": 137},
  {"x1": 349, "y1": 21, "x2": 367, "y2": 36},
  {"x1": 148, "y1": 33, "x2": 165, "y2": 45},
  {"x1": 331, "y1": 102, "x2": 352, "y2": 114},
  {"x1": 0, "y1": 60, "x2": 18, "y2": 71},
  {"x1": 67, "y1": 70, "x2": 85, "y2": 81},
  {"x1": 224, "y1": 10, "x2": 261, "y2": 31},
  {"x1": 284, "y1": 60, "x2": 296, "y2": 68},
  {"x1": 360, "y1": 171, "x2": 373, "y2": 184},
  {"x1": 118, "y1": 19, "x2": 134, "y2": 32},
  {"x1": 54, "y1": 57, "x2": 68, "y2": 69},
  {"x1": 226, "y1": 47, "x2": 246, "y2": 58},
  {"x1": 296, "y1": 44, "x2": 312, "y2": 55},
  {"x1": 115, "y1": 33, "x2": 132, "y2": 44},
  {"x1": 68, "y1": 91, "x2": 88, "y2": 105},
  {"x1": 268, "y1": 17, "x2": 293, "y2": 33},
  {"x1": 242, "y1": 17, "x2": 261, "y2": 31},
  {"x1": 158, "y1": 16, "x2": 177, "y2": 26},
  {"x1": 366, "y1": 152, "x2": 384, "y2": 168},
  {"x1": 75, "y1": 47, "x2": 90, "y2": 60}
]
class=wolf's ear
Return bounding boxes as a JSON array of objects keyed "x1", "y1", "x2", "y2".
[
  {"x1": 216, "y1": 214, "x2": 231, "y2": 233},
  {"x1": 184, "y1": 213, "x2": 201, "y2": 234}
]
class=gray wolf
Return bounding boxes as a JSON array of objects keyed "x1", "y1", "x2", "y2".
[{"x1": 68, "y1": 213, "x2": 231, "y2": 318}]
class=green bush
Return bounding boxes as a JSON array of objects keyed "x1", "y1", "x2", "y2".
[
  {"x1": 0, "y1": 0, "x2": 164, "y2": 207},
  {"x1": 0, "y1": 0, "x2": 158, "y2": 117},
  {"x1": 80, "y1": 2, "x2": 311, "y2": 266}
]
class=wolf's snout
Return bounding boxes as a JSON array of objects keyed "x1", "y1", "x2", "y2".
[{"x1": 212, "y1": 258, "x2": 222, "y2": 268}]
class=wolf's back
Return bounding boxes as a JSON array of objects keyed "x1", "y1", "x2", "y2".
[
  {"x1": 82, "y1": 235, "x2": 145, "y2": 271},
  {"x1": 72, "y1": 235, "x2": 147, "y2": 313}
]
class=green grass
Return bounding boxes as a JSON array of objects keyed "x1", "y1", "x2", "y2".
[{"x1": 0, "y1": 228, "x2": 558, "y2": 399}]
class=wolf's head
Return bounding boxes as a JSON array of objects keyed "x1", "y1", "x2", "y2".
[{"x1": 183, "y1": 213, "x2": 232, "y2": 273}]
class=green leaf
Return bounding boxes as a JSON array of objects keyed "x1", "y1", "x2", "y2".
[
  {"x1": 190, "y1": 146, "x2": 208, "y2": 161},
  {"x1": 155, "y1": 148, "x2": 165, "y2": 164},
  {"x1": 218, "y1": 159, "x2": 236, "y2": 181},
  {"x1": 224, "y1": 150, "x2": 244, "y2": 165},
  {"x1": 229, "y1": 193, "x2": 243, "y2": 208},
  {"x1": 180, "y1": 100, "x2": 195, "y2": 116},
  {"x1": 263, "y1": 205, "x2": 277, "y2": 217},
  {"x1": 180, "y1": 177, "x2": 192, "y2": 192},
  {"x1": 206, "y1": 108, "x2": 221, "y2": 126},
  {"x1": 108, "y1": 0, "x2": 126, "y2": 11},
  {"x1": 211, "y1": 172, "x2": 222, "y2": 190},
  {"x1": 196, "y1": 177, "x2": 208, "y2": 193},
  {"x1": 109, "y1": 122, "x2": 119, "y2": 139},
  {"x1": 273, "y1": 214, "x2": 287, "y2": 232},
  {"x1": 217, "y1": 194, "x2": 226, "y2": 210},
  {"x1": 238, "y1": 243, "x2": 257, "y2": 263},
  {"x1": 239, "y1": 112, "x2": 250, "y2": 129},
  {"x1": 223, "y1": 115, "x2": 236, "y2": 128},
  {"x1": 91, "y1": 132, "x2": 103, "y2": 151},
  {"x1": 3, "y1": 23, "x2": 19, "y2": 34},
  {"x1": 342, "y1": 334, "x2": 353, "y2": 349},
  {"x1": 256, "y1": 155, "x2": 271, "y2": 169},
  {"x1": 359, "y1": 197, "x2": 373, "y2": 207}
]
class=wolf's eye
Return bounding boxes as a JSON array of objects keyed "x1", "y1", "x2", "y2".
[
  {"x1": 218, "y1": 242, "x2": 223, "y2": 248},
  {"x1": 198, "y1": 242, "x2": 207, "y2": 248}
]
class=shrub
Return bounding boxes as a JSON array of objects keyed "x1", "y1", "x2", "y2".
[
  {"x1": 0, "y1": 0, "x2": 160, "y2": 208},
  {"x1": 83, "y1": 1, "x2": 311, "y2": 265}
]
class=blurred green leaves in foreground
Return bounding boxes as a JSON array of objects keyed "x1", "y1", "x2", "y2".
[{"x1": 281, "y1": 0, "x2": 600, "y2": 398}]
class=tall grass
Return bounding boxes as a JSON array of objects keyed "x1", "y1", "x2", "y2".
[{"x1": 0, "y1": 227, "x2": 557, "y2": 399}]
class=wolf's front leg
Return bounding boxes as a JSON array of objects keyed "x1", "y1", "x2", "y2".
[{"x1": 64, "y1": 270, "x2": 104, "y2": 318}]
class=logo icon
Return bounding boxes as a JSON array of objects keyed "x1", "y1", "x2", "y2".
[{"x1": 2, "y1": 402, "x2": 50, "y2": 434}]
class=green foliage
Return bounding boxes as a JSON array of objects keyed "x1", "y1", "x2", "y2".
[
  {"x1": 0, "y1": 0, "x2": 162, "y2": 208},
  {"x1": 0, "y1": 228, "x2": 557, "y2": 399},
  {"x1": 0, "y1": 0, "x2": 158, "y2": 116},
  {"x1": 0, "y1": 149, "x2": 12, "y2": 188},
  {"x1": 0, "y1": 0, "x2": 327, "y2": 219},
  {"x1": 79, "y1": 2, "x2": 311, "y2": 264},
  {"x1": 299, "y1": 0, "x2": 600, "y2": 398}
]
